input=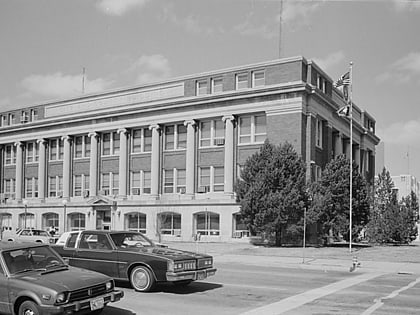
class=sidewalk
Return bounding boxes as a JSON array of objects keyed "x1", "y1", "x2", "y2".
[{"x1": 164, "y1": 240, "x2": 420, "y2": 275}]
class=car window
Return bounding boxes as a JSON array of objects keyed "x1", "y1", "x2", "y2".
[
  {"x1": 111, "y1": 232, "x2": 153, "y2": 248},
  {"x1": 81, "y1": 233, "x2": 112, "y2": 250},
  {"x1": 66, "y1": 233, "x2": 78, "y2": 248}
]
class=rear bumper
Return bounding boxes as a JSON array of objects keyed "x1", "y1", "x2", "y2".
[
  {"x1": 38, "y1": 290, "x2": 124, "y2": 315},
  {"x1": 166, "y1": 268, "x2": 217, "y2": 282}
]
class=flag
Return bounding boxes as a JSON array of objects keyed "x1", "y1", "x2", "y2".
[
  {"x1": 337, "y1": 105, "x2": 350, "y2": 117},
  {"x1": 334, "y1": 71, "x2": 350, "y2": 88}
]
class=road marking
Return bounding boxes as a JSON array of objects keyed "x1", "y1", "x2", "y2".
[
  {"x1": 361, "y1": 276, "x2": 420, "y2": 315},
  {"x1": 213, "y1": 282, "x2": 289, "y2": 292},
  {"x1": 240, "y1": 272, "x2": 383, "y2": 315}
]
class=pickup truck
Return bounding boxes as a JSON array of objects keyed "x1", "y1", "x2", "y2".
[{"x1": 52, "y1": 230, "x2": 217, "y2": 292}]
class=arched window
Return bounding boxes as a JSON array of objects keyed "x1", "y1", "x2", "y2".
[
  {"x1": 158, "y1": 212, "x2": 181, "y2": 236},
  {"x1": 69, "y1": 213, "x2": 86, "y2": 231},
  {"x1": 19, "y1": 213, "x2": 35, "y2": 229},
  {"x1": 195, "y1": 212, "x2": 219, "y2": 236},
  {"x1": 42, "y1": 213, "x2": 59, "y2": 231},
  {"x1": 125, "y1": 212, "x2": 146, "y2": 233},
  {"x1": 0, "y1": 213, "x2": 12, "y2": 231}
]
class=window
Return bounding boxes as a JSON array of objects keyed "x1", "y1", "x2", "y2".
[
  {"x1": 69, "y1": 213, "x2": 86, "y2": 231},
  {"x1": 132, "y1": 128, "x2": 152, "y2": 153},
  {"x1": 5, "y1": 145, "x2": 16, "y2": 165},
  {"x1": 42, "y1": 213, "x2": 59, "y2": 231},
  {"x1": 126, "y1": 212, "x2": 146, "y2": 233},
  {"x1": 48, "y1": 176, "x2": 63, "y2": 197},
  {"x1": 25, "y1": 177, "x2": 38, "y2": 198},
  {"x1": 233, "y1": 213, "x2": 249, "y2": 238},
  {"x1": 49, "y1": 139, "x2": 63, "y2": 161},
  {"x1": 158, "y1": 212, "x2": 181, "y2": 235},
  {"x1": 252, "y1": 70, "x2": 265, "y2": 87},
  {"x1": 196, "y1": 80, "x2": 208, "y2": 95},
  {"x1": 196, "y1": 212, "x2": 219, "y2": 236},
  {"x1": 198, "y1": 166, "x2": 224, "y2": 193},
  {"x1": 199, "y1": 119, "x2": 225, "y2": 147},
  {"x1": 8, "y1": 113, "x2": 16, "y2": 125},
  {"x1": 164, "y1": 124, "x2": 187, "y2": 150},
  {"x1": 26, "y1": 142, "x2": 39, "y2": 163},
  {"x1": 317, "y1": 75, "x2": 327, "y2": 93},
  {"x1": 19, "y1": 213, "x2": 35, "y2": 229},
  {"x1": 4, "y1": 179, "x2": 15, "y2": 199},
  {"x1": 73, "y1": 174, "x2": 90, "y2": 197},
  {"x1": 162, "y1": 168, "x2": 186, "y2": 194},
  {"x1": 100, "y1": 172, "x2": 119, "y2": 196},
  {"x1": 238, "y1": 114, "x2": 266, "y2": 144},
  {"x1": 0, "y1": 213, "x2": 12, "y2": 231},
  {"x1": 102, "y1": 132, "x2": 120, "y2": 156},
  {"x1": 176, "y1": 169, "x2": 186, "y2": 193},
  {"x1": 163, "y1": 169, "x2": 174, "y2": 193},
  {"x1": 236, "y1": 73, "x2": 248, "y2": 90},
  {"x1": 316, "y1": 118, "x2": 323, "y2": 148},
  {"x1": 74, "y1": 135, "x2": 90, "y2": 158},
  {"x1": 130, "y1": 171, "x2": 151, "y2": 195},
  {"x1": 211, "y1": 77, "x2": 223, "y2": 93},
  {"x1": 20, "y1": 111, "x2": 29, "y2": 123},
  {"x1": 30, "y1": 109, "x2": 38, "y2": 122}
]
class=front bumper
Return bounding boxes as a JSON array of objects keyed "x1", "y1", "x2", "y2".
[
  {"x1": 166, "y1": 268, "x2": 217, "y2": 282},
  {"x1": 38, "y1": 290, "x2": 124, "y2": 315}
]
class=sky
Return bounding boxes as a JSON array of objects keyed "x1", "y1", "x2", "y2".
[{"x1": 1, "y1": 0, "x2": 420, "y2": 180}]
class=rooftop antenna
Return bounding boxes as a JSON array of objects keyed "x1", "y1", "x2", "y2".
[
  {"x1": 279, "y1": 0, "x2": 284, "y2": 58},
  {"x1": 82, "y1": 67, "x2": 86, "y2": 94}
]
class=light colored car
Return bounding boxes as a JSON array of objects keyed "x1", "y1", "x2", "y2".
[{"x1": 4, "y1": 229, "x2": 57, "y2": 244}]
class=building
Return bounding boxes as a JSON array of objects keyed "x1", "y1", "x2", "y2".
[
  {"x1": 391, "y1": 175, "x2": 420, "y2": 201},
  {"x1": 0, "y1": 56, "x2": 380, "y2": 242}
]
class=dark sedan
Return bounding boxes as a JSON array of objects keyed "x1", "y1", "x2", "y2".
[
  {"x1": 0, "y1": 241, "x2": 123, "y2": 315},
  {"x1": 53, "y1": 230, "x2": 217, "y2": 292}
]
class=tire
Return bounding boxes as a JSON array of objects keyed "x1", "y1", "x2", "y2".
[
  {"x1": 173, "y1": 280, "x2": 192, "y2": 287},
  {"x1": 90, "y1": 309, "x2": 104, "y2": 315},
  {"x1": 18, "y1": 300, "x2": 40, "y2": 315},
  {"x1": 130, "y1": 265, "x2": 155, "y2": 292}
]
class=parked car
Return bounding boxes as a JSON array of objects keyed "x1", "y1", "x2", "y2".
[
  {"x1": 3, "y1": 228, "x2": 58, "y2": 244},
  {"x1": 52, "y1": 230, "x2": 217, "y2": 292},
  {"x1": 0, "y1": 241, "x2": 124, "y2": 315}
]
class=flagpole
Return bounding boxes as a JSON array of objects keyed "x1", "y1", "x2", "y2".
[{"x1": 349, "y1": 61, "x2": 353, "y2": 253}]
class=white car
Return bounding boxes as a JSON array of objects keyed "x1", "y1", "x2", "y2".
[{"x1": 4, "y1": 229, "x2": 57, "y2": 244}]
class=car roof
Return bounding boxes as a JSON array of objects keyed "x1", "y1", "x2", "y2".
[{"x1": 0, "y1": 241, "x2": 47, "y2": 251}]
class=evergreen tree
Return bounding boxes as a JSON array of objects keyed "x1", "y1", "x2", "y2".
[
  {"x1": 236, "y1": 141, "x2": 307, "y2": 246},
  {"x1": 309, "y1": 155, "x2": 370, "y2": 243}
]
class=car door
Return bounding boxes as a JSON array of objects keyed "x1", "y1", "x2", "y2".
[
  {"x1": 73, "y1": 232, "x2": 120, "y2": 278},
  {"x1": 0, "y1": 260, "x2": 11, "y2": 313}
]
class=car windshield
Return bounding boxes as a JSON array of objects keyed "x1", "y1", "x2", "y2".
[
  {"x1": 2, "y1": 246, "x2": 65, "y2": 274},
  {"x1": 111, "y1": 232, "x2": 154, "y2": 248}
]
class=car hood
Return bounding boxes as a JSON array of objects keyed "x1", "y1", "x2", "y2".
[
  {"x1": 16, "y1": 266, "x2": 110, "y2": 291},
  {"x1": 122, "y1": 246, "x2": 212, "y2": 260}
]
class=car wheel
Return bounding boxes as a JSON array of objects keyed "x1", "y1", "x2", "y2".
[
  {"x1": 19, "y1": 300, "x2": 40, "y2": 315},
  {"x1": 173, "y1": 280, "x2": 192, "y2": 287},
  {"x1": 130, "y1": 266, "x2": 155, "y2": 292}
]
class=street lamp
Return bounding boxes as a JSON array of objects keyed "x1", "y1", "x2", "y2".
[
  {"x1": 62, "y1": 199, "x2": 68, "y2": 233},
  {"x1": 22, "y1": 199, "x2": 28, "y2": 229}
]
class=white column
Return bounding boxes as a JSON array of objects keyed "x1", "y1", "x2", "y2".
[
  {"x1": 118, "y1": 128, "x2": 128, "y2": 198},
  {"x1": 184, "y1": 120, "x2": 196, "y2": 195},
  {"x1": 37, "y1": 139, "x2": 47, "y2": 200},
  {"x1": 15, "y1": 142, "x2": 24, "y2": 201},
  {"x1": 62, "y1": 135, "x2": 72, "y2": 199},
  {"x1": 149, "y1": 124, "x2": 161, "y2": 197},
  {"x1": 88, "y1": 132, "x2": 98, "y2": 197},
  {"x1": 222, "y1": 115, "x2": 235, "y2": 195}
]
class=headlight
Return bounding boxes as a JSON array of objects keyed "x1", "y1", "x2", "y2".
[
  {"x1": 168, "y1": 260, "x2": 184, "y2": 272},
  {"x1": 106, "y1": 280, "x2": 114, "y2": 290},
  {"x1": 55, "y1": 292, "x2": 68, "y2": 304}
]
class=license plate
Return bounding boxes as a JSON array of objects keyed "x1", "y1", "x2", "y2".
[
  {"x1": 197, "y1": 271, "x2": 206, "y2": 280},
  {"x1": 90, "y1": 297, "x2": 104, "y2": 310}
]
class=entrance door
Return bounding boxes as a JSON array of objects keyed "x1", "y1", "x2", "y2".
[{"x1": 96, "y1": 209, "x2": 112, "y2": 230}]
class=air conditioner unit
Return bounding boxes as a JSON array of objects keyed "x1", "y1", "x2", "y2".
[
  {"x1": 173, "y1": 229, "x2": 181, "y2": 237},
  {"x1": 99, "y1": 189, "x2": 109, "y2": 196},
  {"x1": 57, "y1": 191, "x2": 63, "y2": 198},
  {"x1": 178, "y1": 187, "x2": 186, "y2": 194},
  {"x1": 214, "y1": 138, "x2": 225, "y2": 146},
  {"x1": 83, "y1": 191, "x2": 90, "y2": 198},
  {"x1": 197, "y1": 186, "x2": 210, "y2": 193},
  {"x1": 132, "y1": 188, "x2": 141, "y2": 195}
]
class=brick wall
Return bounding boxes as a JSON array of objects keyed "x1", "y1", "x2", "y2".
[{"x1": 267, "y1": 113, "x2": 303, "y2": 155}]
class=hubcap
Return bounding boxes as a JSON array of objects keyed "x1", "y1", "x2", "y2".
[
  {"x1": 133, "y1": 270, "x2": 148, "y2": 289},
  {"x1": 24, "y1": 309, "x2": 34, "y2": 315}
]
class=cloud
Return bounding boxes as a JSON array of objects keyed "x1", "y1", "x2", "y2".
[
  {"x1": 21, "y1": 72, "x2": 113, "y2": 99},
  {"x1": 96, "y1": 0, "x2": 150, "y2": 16},
  {"x1": 280, "y1": 1, "x2": 325, "y2": 24},
  {"x1": 375, "y1": 52, "x2": 420, "y2": 84},
  {"x1": 378, "y1": 119, "x2": 420, "y2": 146},
  {"x1": 313, "y1": 51, "x2": 346, "y2": 71},
  {"x1": 128, "y1": 54, "x2": 172, "y2": 85},
  {"x1": 392, "y1": 0, "x2": 420, "y2": 11}
]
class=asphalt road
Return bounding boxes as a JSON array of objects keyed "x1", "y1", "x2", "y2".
[{"x1": 98, "y1": 261, "x2": 420, "y2": 315}]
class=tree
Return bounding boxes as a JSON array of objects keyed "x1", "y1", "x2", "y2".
[
  {"x1": 235, "y1": 141, "x2": 307, "y2": 246},
  {"x1": 309, "y1": 155, "x2": 370, "y2": 243}
]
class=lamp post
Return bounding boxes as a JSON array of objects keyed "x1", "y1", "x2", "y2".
[
  {"x1": 62, "y1": 199, "x2": 68, "y2": 233},
  {"x1": 22, "y1": 199, "x2": 28, "y2": 229}
]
